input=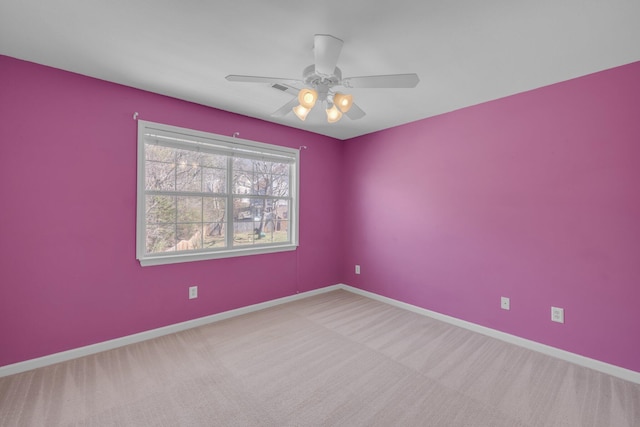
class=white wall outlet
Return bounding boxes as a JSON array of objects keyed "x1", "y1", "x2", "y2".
[
  {"x1": 189, "y1": 286, "x2": 198, "y2": 300},
  {"x1": 355, "y1": 265, "x2": 361, "y2": 275},
  {"x1": 500, "y1": 296, "x2": 510, "y2": 310},
  {"x1": 551, "y1": 306, "x2": 564, "y2": 323}
]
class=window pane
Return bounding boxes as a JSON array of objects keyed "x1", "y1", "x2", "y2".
[
  {"x1": 233, "y1": 221, "x2": 257, "y2": 246},
  {"x1": 232, "y1": 157, "x2": 253, "y2": 173},
  {"x1": 145, "y1": 160, "x2": 176, "y2": 191},
  {"x1": 145, "y1": 223, "x2": 176, "y2": 254},
  {"x1": 176, "y1": 163, "x2": 201, "y2": 192},
  {"x1": 176, "y1": 149, "x2": 203, "y2": 166},
  {"x1": 203, "y1": 167, "x2": 226, "y2": 193},
  {"x1": 201, "y1": 152, "x2": 226, "y2": 169},
  {"x1": 175, "y1": 223, "x2": 203, "y2": 250},
  {"x1": 203, "y1": 197, "x2": 227, "y2": 247},
  {"x1": 233, "y1": 171, "x2": 252, "y2": 195},
  {"x1": 232, "y1": 198, "x2": 289, "y2": 246},
  {"x1": 234, "y1": 200, "x2": 249, "y2": 221},
  {"x1": 269, "y1": 173, "x2": 290, "y2": 197},
  {"x1": 146, "y1": 195, "x2": 176, "y2": 223},
  {"x1": 177, "y1": 196, "x2": 202, "y2": 223},
  {"x1": 203, "y1": 221, "x2": 226, "y2": 248},
  {"x1": 145, "y1": 144, "x2": 174, "y2": 162},
  {"x1": 261, "y1": 199, "x2": 289, "y2": 242},
  {"x1": 272, "y1": 199, "x2": 290, "y2": 222},
  {"x1": 232, "y1": 159, "x2": 290, "y2": 196},
  {"x1": 203, "y1": 197, "x2": 226, "y2": 222}
]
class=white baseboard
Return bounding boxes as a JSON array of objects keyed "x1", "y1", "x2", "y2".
[
  {"x1": 0, "y1": 285, "x2": 341, "y2": 378},
  {"x1": 338, "y1": 284, "x2": 640, "y2": 385},
  {"x1": 2, "y1": 283, "x2": 638, "y2": 385}
]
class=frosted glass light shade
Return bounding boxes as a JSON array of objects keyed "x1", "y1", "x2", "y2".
[
  {"x1": 326, "y1": 104, "x2": 343, "y2": 123},
  {"x1": 293, "y1": 105, "x2": 311, "y2": 121},
  {"x1": 333, "y1": 92, "x2": 353, "y2": 112},
  {"x1": 298, "y1": 88, "x2": 318, "y2": 109}
]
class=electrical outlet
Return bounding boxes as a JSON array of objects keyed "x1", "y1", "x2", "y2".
[
  {"x1": 189, "y1": 286, "x2": 198, "y2": 300},
  {"x1": 501, "y1": 297, "x2": 510, "y2": 310},
  {"x1": 551, "y1": 306, "x2": 564, "y2": 323},
  {"x1": 355, "y1": 265, "x2": 361, "y2": 275}
]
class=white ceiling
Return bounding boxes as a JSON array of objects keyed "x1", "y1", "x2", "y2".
[{"x1": 1, "y1": 0, "x2": 639, "y2": 140}]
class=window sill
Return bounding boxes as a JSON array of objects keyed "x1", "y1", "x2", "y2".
[{"x1": 138, "y1": 244, "x2": 298, "y2": 267}]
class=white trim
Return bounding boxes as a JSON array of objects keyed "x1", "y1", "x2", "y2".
[
  {"x1": 2, "y1": 283, "x2": 638, "y2": 385},
  {"x1": 139, "y1": 244, "x2": 298, "y2": 266},
  {"x1": 0, "y1": 285, "x2": 341, "y2": 378},
  {"x1": 338, "y1": 284, "x2": 640, "y2": 385}
]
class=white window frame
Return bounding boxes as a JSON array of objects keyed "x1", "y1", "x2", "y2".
[{"x1": 136, "y1": 120, "x2": 299, "y2": 266}]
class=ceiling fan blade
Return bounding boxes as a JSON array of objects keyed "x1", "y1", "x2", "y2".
[
  {"x1": 314, "y1": 34, "x2": 343, "y2": 76},
  {"x1": 345, "y1": 102, "x2": 366, "y2": 120},
  {"x1": 271, "y1": 98, "x2": 299, "y2": 117},
  {"x1": 342, "y1": 73, "x2": 420, "y2": 88},
  {"x1": 226, "y1": 75, "x2": 301, "y2": 84}
]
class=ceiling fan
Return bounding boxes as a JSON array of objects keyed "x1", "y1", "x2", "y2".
[{"x1": 226, "y1": 34, "x2": 420, "y2": 123}]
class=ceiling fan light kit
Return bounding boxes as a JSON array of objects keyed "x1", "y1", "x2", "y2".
[
  {"x1": 333, "y1": 92, "x2": 353, "y2": 113},
  {"x1": 292, "y1": 104, "x2": 311, "y2": 121},
  {"x1": 326, "y1": 104, "x2": 343, "y2": 123},
  {"x1": 298, "y1": 88, "x2": 318, "y2": 109},
  {"x1": 226, "y1": 34, "x2": 419, "y2": 124}
]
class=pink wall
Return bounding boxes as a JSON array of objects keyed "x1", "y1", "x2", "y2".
[
  {"x1": 0, "y1": 56, "x2": 343, "y2": 367},
  {"x1": 2, "y1": 55, "x2": 639, "y2": 374},
  {"x1": 342, "y1": 61, "x2": 640, "y2": 372}
]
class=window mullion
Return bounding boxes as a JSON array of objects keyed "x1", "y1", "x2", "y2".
[
  {"x1": 174, "y1": 150, "x2": 178, "y2": 250},
  {"x1": 226, "y1": 156, "x2": 233, "y2": 248},
  {"x1": 200, "y1": 158, "x2": 204, "y2": 249}
]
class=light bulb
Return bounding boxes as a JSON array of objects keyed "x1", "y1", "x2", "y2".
[
  {"x1": 298, "y1": 88, "x2": 318, "y2": 109},
  {"x1": 293, "y1": 105, "x2": 311, "y2": 121},
  {"x1": 326, "y1": 104, "x2": 342, "y2": 123},
  {"x1": 333, "y1": 93, "x2": 353, "y2": 112}
]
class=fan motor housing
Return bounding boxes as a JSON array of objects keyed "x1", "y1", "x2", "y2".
[{"x1": 303, "y1": 64, "x2": 341, "y2": 87}]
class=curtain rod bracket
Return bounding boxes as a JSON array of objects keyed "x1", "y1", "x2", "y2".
[{"x1": 133, "y1": 112, "x2": 139, "y2": 121}]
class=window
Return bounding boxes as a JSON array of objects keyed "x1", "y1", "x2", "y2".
[{"x1": 136, "y1": 120, "x2": 299, "y2": 266}]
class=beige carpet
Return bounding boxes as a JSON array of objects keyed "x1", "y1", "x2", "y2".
[{"x1": 1, "y1": 290, "x2": 639, "y2": 426}]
